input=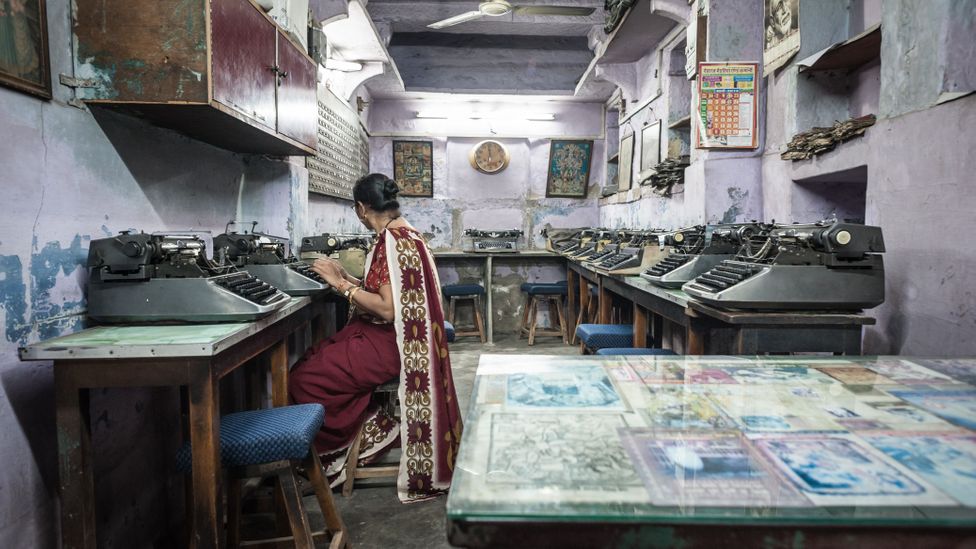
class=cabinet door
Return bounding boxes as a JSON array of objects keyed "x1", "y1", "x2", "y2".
[
  {"x1": 275, "y1": 31, "x2": 318, "y2": 149},
  {"x1": 211, "y1": 0, "x2": 277, "y2": 130}
]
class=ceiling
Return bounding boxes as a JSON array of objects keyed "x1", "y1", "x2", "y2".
[{"x1": 364, "y1": 0, "x2": 608, "y2": 97}]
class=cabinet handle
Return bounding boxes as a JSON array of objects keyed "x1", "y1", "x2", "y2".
[
  {"x1": 269, "y1": 65, "x2": 280, "y2": 74},
  {"x1": 279, "y1": 71, "x2": 288, "y2": 79}
]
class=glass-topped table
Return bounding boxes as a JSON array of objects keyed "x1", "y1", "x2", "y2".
[{"x1": 447, "y1": 355, "x2": 976, "y2": 548}]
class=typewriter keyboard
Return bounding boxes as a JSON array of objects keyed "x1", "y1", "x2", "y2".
[
  {"x1": 474, "y1": 240, "x2": 516, "y2": 251},
  {"x1": 645, "y1": 253, "x2": 692, "y2": 277},
  {"x1": 214, "y1": 272, "x2": 288, "y2": 305},
  {"x1": 288, "y1": 262, "x2": 327, "y2": 284},
  {"x1": 598, "y1": 253, "x2": 631, "y2": 269},
  {"x1": 686, "y1": 261, "x2": 761, "y2": 293}
]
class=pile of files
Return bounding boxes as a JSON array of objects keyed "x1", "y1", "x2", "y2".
[
  {"x1": 781, "y1": 114, "x2": 876, "y2": 161},
  {"x1": 641, "y1": 155, "x2": 690, "y2": 196}
]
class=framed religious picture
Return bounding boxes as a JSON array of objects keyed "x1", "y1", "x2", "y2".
[
  {"x1": 618, "y1": 133, "x2": 634, "y2": 191},
  {"x1": 696, "y1": 62, "x2": 759, "y2": 149},
  {"x1": 0, "y1": 0, "x2": 52, "y2": 99},
  {"x1": 546, "y1": 140, "x2": 594, "y2": 198},
  {"x1": 763, "y1": 0, "x2": 800, "y2": 76},
  {"x1": 640, "y1": 121, "x2": 662, "y2": 172},
  {"x1": 392, "y1": 140, "x2": 434, "y2": 197}
]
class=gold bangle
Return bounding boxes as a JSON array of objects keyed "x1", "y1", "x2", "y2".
[{"x1": 347, "y1": 286, "x2": 361, "y2": 305}]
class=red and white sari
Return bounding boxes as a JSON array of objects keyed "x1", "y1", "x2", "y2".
[{"x1": 289, "y1": 225, "x2": 462, "y2": 502}]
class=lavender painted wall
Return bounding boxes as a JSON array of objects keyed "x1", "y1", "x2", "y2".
[{"x1": 0, "y1": 3, "x2": 359, "y2": 546}]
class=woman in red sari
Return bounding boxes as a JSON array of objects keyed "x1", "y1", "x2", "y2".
[{"x1": 290, "y1": 173, "x2": 463, "y2": 502}]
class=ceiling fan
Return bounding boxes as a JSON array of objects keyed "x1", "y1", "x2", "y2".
[{"x1": 427, "y1": 1, "x2": 596, "y2": 29}]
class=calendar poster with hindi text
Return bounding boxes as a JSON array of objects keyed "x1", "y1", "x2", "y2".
[{"x1": 696, "y1": 62, "x2": 759, "y2": 149}]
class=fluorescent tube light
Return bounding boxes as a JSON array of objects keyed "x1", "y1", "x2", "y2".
[{"x1": 415, "y1": 111, "x2": 555, "y2": 121}]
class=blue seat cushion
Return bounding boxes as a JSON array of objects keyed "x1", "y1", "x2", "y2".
[
  {"x1": 176, "y1": 404, "x2": 323, "y2": 472},
  {"x1": 575, "y1": 324, "x2": 634, "y2": 350},
  {"x1": 527, "y1": 283, "x2": 568, "y2": 296},
  {"x1": 521, "y1": 280, "x2": 568, "y2": 292},
  {"x1": 595, "y1": 348, "x2": 678, "y2": 356},
  {"x1": 444, "y1": 320, "x2": 456, "y2": 343},
  {"x1": 442, "y1": 284, "x2": 485, "y2": 297}
]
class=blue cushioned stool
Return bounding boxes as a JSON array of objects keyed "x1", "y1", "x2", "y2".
[
  {"x1": 518, "y1": 283, "x2": 569, "y2": 345},
  {"x1": 444, "y1": 320, "x2": 456, "y2": 343},
  {"x1": 595, "y1": 348, "x2": 679, "y2": 356},
  {"x1": 442, "y1": 284, "x2": 486, "y2": 343},
  {"x1": 176, "y1": 404, "x2": 348, "y2": 548},
  {"x1": 576, "y1": 323, "x2": 634, "y2": 354},
  {"x1": 572, "y1": 285, "x2": 601, "y2": 344}
]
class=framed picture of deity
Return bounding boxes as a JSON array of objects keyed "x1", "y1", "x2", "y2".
[
  {"x1": 392, "y1": 140, "x2": 434, "y2": 197},
  {"x1": 0, "y1": 0, "x2": 52, "y2": 99},
  {"x1": 546, "y1": 140, "x2": 594, "y2": 198}
]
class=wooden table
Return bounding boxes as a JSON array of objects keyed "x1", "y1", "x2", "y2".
[
  {"x1": 434, "y1": 251, "x2": 564, "y2": 344},
  {"x1": 605, "y1": 275, "x2": 709, "y2": 352},
  {"x1": 566, "y1": 261, "x2": 604, "y2": 341},
  {"x1": 18, "y1": 298, "x2": 311, "y2": 549},
  {"x1": 447, "y1": 353, "x2": 976, "y2": 548}
]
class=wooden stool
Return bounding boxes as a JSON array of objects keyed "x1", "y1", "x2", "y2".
[
  {"x1": 573, "y1": 286, "x2": 599, "y2": 344},
  {"x1": 342, "y1": 378, "x2": 400, "y2": 497},
  {"x1": 519, "y1": 283, "x2": 568, "y2": 345},
  {"x1": 176, "y1": 404, "x2": 348, "y2": 549},
  {"x1": 442, "y1": 284, "x2": 486, "y2": 343}
]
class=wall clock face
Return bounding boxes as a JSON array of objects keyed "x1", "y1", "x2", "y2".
[{"x1": 469, "y1": 140, "x2": 510, "y2": 174}]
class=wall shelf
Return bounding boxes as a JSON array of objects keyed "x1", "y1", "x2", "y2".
[
  {"x1": 595, "y1": 0, "x2": 679, "y2": 65},
  {"x1": 668, "y1": 115, "x2": 691, "y2": 129},
  {"x1": 798, "y1": 24, "x2": 881, "y2": 73}
]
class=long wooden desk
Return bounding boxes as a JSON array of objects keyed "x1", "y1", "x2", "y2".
[
  {"x1": 447, "y1": 353, "x2": 976, "y2": 548},
  {"x1": 566, "y1": 258, "x2": 875, "y2": 355},
  {"x1": 18, "y1": 298, "x2": 311, "y2": 549},
  {"x1": 434, "y1": 250, "x2": 565, "y2": 344}
]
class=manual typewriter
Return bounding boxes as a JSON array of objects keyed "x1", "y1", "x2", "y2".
[
  {"x1": 299, "y1": 233, "x2": 373, "y2": 279},
  {"x1": 464, "y1": 229, "x2": 523, "y2": 253},
  {"x1": 683, "y1": 220, "x2": 886, "y2": 310},
  {"x1": 593, "y1": 231, "x2": 659, "y2": 272},
  {"x1": 570, "y1": 230, "x2": 616, "y2": 261},
  {"x1": 87, "y1": 231, "x2": 290, "y2": 323},
  {"x1": 542, "y1": 227, "x2": 587, "y2": 253},
  {"x1": 214, "y1": 222, "x2": 329, "y2": 296},
  {"x1": 642, "y1": 223, "x2": 765, "y2": 288},
  {"x1": 555, "y1": 229, "x2": 599, "y2": 256}
]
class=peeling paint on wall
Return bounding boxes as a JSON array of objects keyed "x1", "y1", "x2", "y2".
[{"x1": 721, "y1": 187, "x2": 748, "y2": 224}]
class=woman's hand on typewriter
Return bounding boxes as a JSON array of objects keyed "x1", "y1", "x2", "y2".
[{"x1": 311, "y1": 259, "x2": 345, "y2": 287}]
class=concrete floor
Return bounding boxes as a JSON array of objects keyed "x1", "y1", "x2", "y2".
[{"x1": 306, "y1": 333, "x2": 580, "y2": 549}]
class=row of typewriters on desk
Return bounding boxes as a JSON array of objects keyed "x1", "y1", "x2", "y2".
[
  {"x1": 83, "y1": 218, "x2": 884, "y2": 325},
  {"x1": 540, "y1": 219, "x2": 886, "y2": 312}
]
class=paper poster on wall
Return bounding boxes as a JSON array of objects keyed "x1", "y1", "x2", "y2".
[
  {"x1": 763, "y1": 0, "x2": 800, "y2": 76},
  {"x1": 695, "y1": 62, "x2": 759, "y2": 149},
  {"x1": 618, "y1": 133, "x2": 634, "y2": 191}
]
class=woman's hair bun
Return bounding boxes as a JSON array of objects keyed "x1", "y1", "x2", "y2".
[{"x1": 382, "y1": 178, "x2": 400, "y2": 199}]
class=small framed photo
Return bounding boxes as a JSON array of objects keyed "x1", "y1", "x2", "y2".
[
  {"x1": 546, "y1": 140, "x2": 594, "y2": 198},
  {"x1": 392, "y1": 140, "x2": 434, "y2": 197},
  {"x1": 0, "y1": 0, "x2": 52, "y2": 99},
  {"x1": 640, "y1": 121, "x2": 662, "y2": 172},
  {"x1": 618, "y1": 133, "x2": 634, "y2": 191}
]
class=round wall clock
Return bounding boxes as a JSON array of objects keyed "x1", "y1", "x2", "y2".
[{"x1": 469, "y1": 140, "x2": 510, "y2": 174}]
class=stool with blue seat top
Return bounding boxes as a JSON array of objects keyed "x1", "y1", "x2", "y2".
[
  {"x1": 595, "y1": 347, "x2": 678, "y2": 356},
  {"x1": 175, "y1": 403, "x2": 348, "y2": 549},
  {"x1": 575, "y1": 323, "x2": 634, "y2": 354},
  {"x1": 518, "y1": 281, "x2": 568, "y2": 345},
  {"x1": 442, "y1": 284, "x2": 486, "y2": 343},
  {"x1": 572, "y1": 285, "x2": 600, "y2": 344}
]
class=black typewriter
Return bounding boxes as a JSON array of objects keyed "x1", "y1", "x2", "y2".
[
  {"x1": 465, "y1": 229, "x2": 523, "y2": 253},
  {"x1": 642, "y1": 223, "x2": 765, "y2": 288},
  {"x1": 556, "y1": 229, "x2": 599, "y2": 256},
  {"x1": 86, "y1": 231, "x2": 290, "y2": 323},
  {"x1": 683, "y1": 220, "x2": 886, "y2": 310},
  {"x1": 299, "y1": 233, "x2": 373, "y2": 279},
  {"x1": 594, "y1": 231, "x2": 651, "y2": 271},
  {"x1": 214, "y1": 222, "x2": 329, "y2": 296},
  {"x1": 570, "y1": 230, "x2": 615, "y2": 260}
]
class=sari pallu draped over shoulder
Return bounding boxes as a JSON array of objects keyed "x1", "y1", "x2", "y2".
[{"x1": 379, "y1": 227, "x2": 463, "y2": 502}]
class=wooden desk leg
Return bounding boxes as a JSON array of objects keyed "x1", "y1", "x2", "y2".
[
  {"x1": 633, "y1": 305, "x2": 648, "y2": 348},
  {"x1": 599, "y1": 280, "x2": 611, "y2": 324},
  {"x1": 686, "y1": 322, "x2": 706, "y2": 355},
  {"x1": 55, "y1": 366, "x2": 97, "y2": 549},
  {"x1": 576, "y1": 277, "x2": 589, "y2": 344},
  {"x1": 270, "y1": 340, "x2": 289, "y2": 408},
  {"x1": 566, "y1": 270, "x2": 578, "y2": 343},
  {"x1": 188, "y1": 363, "x2": 220, "y2": 549},
  {"x1": 485, "y1": 256, "x2": 494, "y2": 344}
]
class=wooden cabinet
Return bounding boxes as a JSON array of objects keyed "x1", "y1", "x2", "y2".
[{"x1": 74, "y1": 0, "x2": 317, "y2": 156}]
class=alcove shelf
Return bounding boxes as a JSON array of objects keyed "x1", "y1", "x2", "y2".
[{"x1": 798, "y1": 24, "x2": 881, "y2": 74}]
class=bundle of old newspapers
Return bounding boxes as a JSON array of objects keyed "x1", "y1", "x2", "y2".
[
  {"x1": 781, "y1": 114, "x2": 876, "y2": 161},
  {"x1": 641, "y1": 155, "x2": 690, "y2": 196}
]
